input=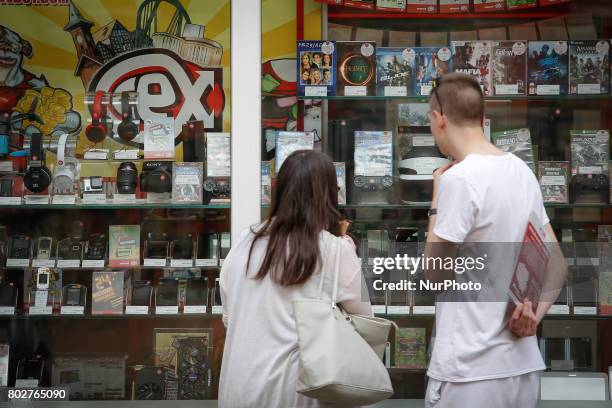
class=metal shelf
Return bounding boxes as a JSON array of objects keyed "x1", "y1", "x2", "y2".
[
  {"x1": 297, "y1": 94, "x2": 612, "y2": 101},
  {"x1": 0, "y1": 203, "x2": 230, "y2": 210}
]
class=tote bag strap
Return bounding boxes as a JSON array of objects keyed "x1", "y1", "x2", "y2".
[{"x1": 317, "y1": 234, "x2": 340, "y2": 301}]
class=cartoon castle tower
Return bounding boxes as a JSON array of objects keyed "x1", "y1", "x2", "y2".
[{"x1": 64, "y1": 0, "x2": 102, "y2": 88}]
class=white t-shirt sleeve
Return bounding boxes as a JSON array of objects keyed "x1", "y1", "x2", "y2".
[{"x1": 433, "y1": 173, "x2": 479, "y2": 243}]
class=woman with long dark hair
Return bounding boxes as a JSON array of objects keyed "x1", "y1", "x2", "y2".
[{"x1": 219, "y1": 150, "x2": 371, "y2": 407}]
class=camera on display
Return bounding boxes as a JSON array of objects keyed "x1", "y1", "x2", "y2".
[
  {"x1": 171, "y1": 233, "x2": 193, "y2": 260},
  {"x1": 117, "y1": 162, "x2": 138, "y2": 194},
  {"x1": 145, "y1": 232, "x2": 169, "y2": 259},
  {"x1": 23, "y1": 133, "x2": 52, "y2": 194},
  {"x1": 140, "y1": 161, "x2": 172, "y2": 193}
]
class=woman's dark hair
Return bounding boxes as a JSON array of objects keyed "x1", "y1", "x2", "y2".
[{"x1": 248, "y1": 150, "x2": 342, "y2": 286}]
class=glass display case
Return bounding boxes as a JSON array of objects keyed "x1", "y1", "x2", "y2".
[
  {"x1": 261, "y1": 0, "x2": 612, "y2": 401},
  {"x1": 0, "y1": 0, "x2": 234, "y2": 404}
]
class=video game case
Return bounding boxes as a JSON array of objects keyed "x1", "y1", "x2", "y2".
[
  {"x1": 473, "y1": 0, "x2": 505, "y2": 12},
  {"x1": 528, "y1": 41, "x2": 568, "y2": 96},
  {"x1": 261, "y1": 161, "x2": 271, "y2": 206},
  {"x1": 507, "y1": 0, "x2": 537, "y2": 9},
  {"x1": 92, "y1": 271, "x2": 125, "y2": 315},
  {"x1": 336, "y1": 41, "x2": 377, "y2": 96},
  {"x1": 398, "y1": 103, "x2": 430, "y2": 127},
  {"x1": 344, "y1": 0, "x2": 374, "y2": 9},
  {"x1": 413, "y1": 47, "x2": 453, "y2": 96},
  {"x1": 108, "y1": 225, "x2": 140, "y2": 268},
  {"x1": 570, "y1": 130, "x2": 610, "y2": 177},
  {"x1": 538, "y1": 161, "x2": 569, "y2": 204},
  {"x1": 376, "y1": 0, "x2": 405, "y2": 11},
  {"x1": 394, "y1": 327, "x2": 427, "y2": 369},
  {"x1": 599, "y1": 271, "x2": 612, "y2": 315},
  {"x1": 172, "y1": 162, "x2": 203, "y2": 204},
  {"x1": 274, "y1": 131, "x2": 315, "y2": 173},
  {"x1": 569, "y1": 40, "x2": 611, "y2": 95},
  {"x1": 452, "y1": 41, "x2": 493, "y2": 96},
  {"x1": 439, "y1": 0, "x2": 469, "y2": 13},
  {"x1": 334, "y1": 162, "x2": 347, "y2": 205},
  {"x1": 297, "y1": 41, "x2": 337, "y2": 97},
  {"x1": 376, "y1": 47, "x2": 415, "y2": 97},
  {"x1": 492, "y1": 128, "x2": 536, "y2": 173},
  {"x1": 492, "y1": 41, "x2": 528, "y2": 96},
  {"x1": 406, "y1": 0, "x2": 437, "y2": 13},
  {"x1": 354, "y1": 131, "x2": 394, "y2": 177}
]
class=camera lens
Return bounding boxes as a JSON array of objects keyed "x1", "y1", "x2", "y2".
[{"x1": 117, "y1": 162, "x2": 138, "y2": 194}]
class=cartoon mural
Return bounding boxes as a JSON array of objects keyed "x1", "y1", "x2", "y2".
[{"x1": 0, "y1": 0, "x2": 230, "y2": 152}]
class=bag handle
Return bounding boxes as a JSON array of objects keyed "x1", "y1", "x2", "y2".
[{"x1": 317, "y1": 235, "x2": 342, "y2": 306}]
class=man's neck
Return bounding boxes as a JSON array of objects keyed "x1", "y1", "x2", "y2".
[{"x1": 448, "y1": 126, "x2": 504, "y2": 161}]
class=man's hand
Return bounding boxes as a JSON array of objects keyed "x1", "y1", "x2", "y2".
[
  {"x1": 432, "y1": 161, "x2": 456, "y2": 204},
  {"x1": 508, "y1": 300, "x2": 538, "y2": 338}
]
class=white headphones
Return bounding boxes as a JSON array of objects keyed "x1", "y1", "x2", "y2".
[{"x1": 52, "y1": 133, "x2": 78, "y2": 194}]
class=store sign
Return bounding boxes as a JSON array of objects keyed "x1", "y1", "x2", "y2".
[{"x1": 89, "y1": 48, "x2": 225, "y2": 136}]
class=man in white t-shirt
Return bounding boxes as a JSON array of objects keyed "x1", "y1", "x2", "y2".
[{"x1": 423, "y1": 73, "x2": 567, "y2": 407}]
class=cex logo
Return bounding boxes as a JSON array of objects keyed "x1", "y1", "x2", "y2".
[{"x1": 88, "y1": 48, "x2": 225, "y2": 143}]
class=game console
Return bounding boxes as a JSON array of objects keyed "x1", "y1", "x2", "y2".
[{"x1": 569, "y1": 174, "x2": 609, "y2": 203}]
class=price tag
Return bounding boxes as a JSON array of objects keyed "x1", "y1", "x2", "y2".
[
  {"x1": 32, "y1": 259, "x2": 56, "y2": 268},
  {"x1": 551, "y1": 360, "x2": 574, "y2": 371},
  {"x1": 344, "y1": 86, "x2": 367, "y2": 96},
  {"x1": 113, "y1": 194, "x2": 136, "y2": 204},
  {"x1": 114, "y1": 150, "x2": 140, "y2": 160},
  {"x1": 537, "y1": 85, "x2": 560, "y2": 95},
  {"x1": 0, "y1": 197, "x2": 22, "y2": 205},
  {"x1": 146, "y1": 193, "x2": 171, "y2": 203},
  {"x1": 24, "y1": 195, "x2": 50, "y2": 205},
  {"x1": 57, "y1": 259, "x2": 81, "y2": 268},
  {"x1": 495, "y1": 84, "x2": 519, "y2": 95},
  {"x1": 60, "y1": 306, "x2": 84, "y2": 315},
  {"x1": 144, "y1": 258, "x2": 167, "y2": 267},
  {"x1": 384, "y1": 86, "x2": 407, "y2": 97},
  {"x1": 125, "y1": 305, "x2": 149, "y2": 315},
  {"x1": 578, "y1": 84, "x2": 601, "y2": 94},
  {"x1": 84, "y1": 149, "x2": 109, "y2": 160},
  {"x1": 576, "y1": 257, "x2": 599, "y2": 266},
  {"x1": 184, "y1": 305, "x2": 207, "y2": 314},
  {"x1": 420, "y1": 85, "x2": 433, "y2": 96},
  {"x1": 220, "y1": 259, "x2": 225, "y2": 267},
  {"x1": 413, "y1": 306, "x2": 436, "y2": 315},
  {"x1": 14, "y1": 379, "x2": 39, "y2": 388},
  {"x1": 547, "y1": 305, "x2": 570, "y2": 315},
  {"x1": 305, "y1": 87, "x2": 327, "y2": 97},
  {"x1": 155, "y1": 306, "x2": 179, "y2": 315},
  {"x1": 82, "y1": 259, "x2": 105, "y2": 268},
  {"x1": 195, "y1": 259, "x2": 218, "y2": 267},
  {"x1": 51, "y1": 195, "x2": 76, "y2": 205},
  {"x1": 29, "y1": 306, "x2": 52, "y2": 315},
  {"x1": 211, "y1": 305, "x2": 223, "y2": 314},
  {"x1": 386, "y1": 305, "x2": 410, "y2": 315},
  {"x1": 6, "y1": 258, "x2": 29, "y2": 267},
  {"x1": 81, "y1": 194, "x2": 107, "y2": 204},
  {"x1": 573, "y1": 306, "x2": 597, "y2": 315},
  {"x1": 371, "y1": 305, "x2": 386, "y2": 315},
  {"x1": 170, "y1": 259, "x2": 194, "y2": 268},
  {"x1": 0, "y1": 306, "x2": 15, "y2": 315}
]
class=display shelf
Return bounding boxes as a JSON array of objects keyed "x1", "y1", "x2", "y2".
[
  {"x1": 340, "y1": 203, "x2": 612, "y2": 210},
  {"x1": 0, "y1": 265, "x2": 221, "y2": 271},
  {"x1": 0, "y1": 313, "x2": 221, "y2": 320},
  {"x1": 0, "y1": 203, "x2": 230, "y2": 210},
  {"x1": 378, "y1": 313, "x2": 612, "y2": 320},
  {"x1": 298, "y1": 95, "x2": 612, "y2": 101}
]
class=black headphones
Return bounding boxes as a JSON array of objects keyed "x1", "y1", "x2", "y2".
[
  {"x1": 117, "y1": 92, "x2": 140, "y2": 142},
  {"x1": 23, "y1": 133, "x2": 52, "y2": 193},
  {"x1": 85, "y1": 91, "x2": 110, "y2": 143}
]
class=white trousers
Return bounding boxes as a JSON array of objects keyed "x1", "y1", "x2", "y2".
[{"x1": 425, "y1": 372, "x2": 540, "y2": 408}]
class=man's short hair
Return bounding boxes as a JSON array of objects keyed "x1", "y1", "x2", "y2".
[{"x1": 429, "y1": 73, "x2": 484, "y2": 126}]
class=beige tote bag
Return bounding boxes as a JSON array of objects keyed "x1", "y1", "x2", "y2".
[{"x1": 293, "y1": 237, "x2": 394, "y2": 405}]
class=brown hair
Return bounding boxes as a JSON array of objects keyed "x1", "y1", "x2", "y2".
[
  {"x1": 429, "y1": 73, "x2": 484, "y2": 126},
  {"x1": 248, "y1": 150, "x2": 342, "y2": 286}
]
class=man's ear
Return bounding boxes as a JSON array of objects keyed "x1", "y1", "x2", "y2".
[{"x1": 21, "y1": 39, "x2": 33, "y2": 59}]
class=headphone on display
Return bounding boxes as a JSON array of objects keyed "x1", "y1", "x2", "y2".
[
  {"x1": 85, "y1": 91, "x2": 109, "y2": 143},
  {"x1": 52, "y1": 133, "x2": 76, "y2": 193},
  {"x1": 23, "y1": 133, "x2": 52, "y2": 193},
  {"x1": 117, "y1": 92, "x2": 140, "y2": 142}
]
